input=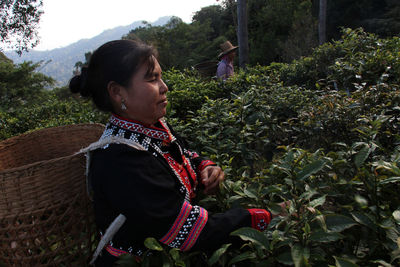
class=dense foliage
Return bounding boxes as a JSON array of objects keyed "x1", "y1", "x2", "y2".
[
  {"x1": 320, "y1": 0, "x2": 400, "y2": 40},
  {"x1": 1, "y1": 29, "x2": 399, "y2": 266},
  {"x1": 0, "y1": 67, "x2": 108, "y2": 139},
  {"x1": 119, "y1": 29, "x2": 399, "y2": 266},
  {"x1": 123, "y1": 0, "x2": 400, "y2": 70}
]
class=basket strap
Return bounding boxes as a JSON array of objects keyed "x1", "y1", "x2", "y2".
[
  {"x1": 79, "y1": 137, "x2": 143, "y2": 264},
  {"x1": 89, "y1": 213, "x2": 127, "y2": 265},
  {"x1": 77, "y1": 136, "x2": 146, "y2": 154},
  {"x1": 76, "y1": 136, "x2": 146, "y2": 201}
]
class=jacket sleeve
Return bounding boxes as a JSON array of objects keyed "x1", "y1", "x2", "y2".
[{"x1": 91, "y1": 145, "x2": 271, "y2": 252}]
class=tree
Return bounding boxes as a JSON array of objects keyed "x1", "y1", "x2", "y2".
[
  {"x1": 318, "y1": 0, "x2": 327, "y2": 44},
  {"x1": 0, "y1": 60, "x2": 54, "y2": 111},
  {"x1": 124, "y1": 17, "x2": 219, "y2": 69},
  {"x1": 323, "y1": 0, "x2": 395, "y2": 40},
  {"x1": 282, "y1": 0, "x2": 317, "y2": 62},
  {"x1": 237, "y1": 0, "x2": 249, "y2": 68},
  {"x1": 192, "y1": 5, "x2": 224, "y2": 40},
  {"x1": 362, "y1": 0, "x2": 400, "y2": 37},
  {"x1": 0, "y1": 0, "x2": 44, "y2": 55}
]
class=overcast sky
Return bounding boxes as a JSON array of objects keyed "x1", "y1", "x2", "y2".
[{"x1": 34, "y1": 0, "x2": 218, "y2": 51}]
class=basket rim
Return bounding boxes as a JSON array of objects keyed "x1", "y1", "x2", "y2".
[
  {"x1": 0, "y1": 123, "x2": 104, "y2": 174},
  {"x1": 0, "y1": 123, "x2": 104, "y2": 148},
  {"x1": 193, "y1": 60, "x2": 219, "y2": 68}
]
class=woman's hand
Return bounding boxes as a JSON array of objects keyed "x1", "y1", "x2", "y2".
[{"x1": 200, "y1": 165, "x2": 225, "y2": 195}]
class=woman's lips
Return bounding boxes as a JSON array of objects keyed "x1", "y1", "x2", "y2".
[{"x1": 159, "y1": 99, "x2": 168, "y2": 105}]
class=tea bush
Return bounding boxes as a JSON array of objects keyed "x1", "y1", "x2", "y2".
[
  {"x1": 116, "y1": 29, "x2": 399, "y2": 266},
  {"x1": 277, "y1": 28, "x2": 400, "y2": 92},
  {"x1": 0, "y1": 91, "x2": 108, "y2": 140},
  {"x1": 2, "y1": 28, "x2": 399, "y2": 266}
]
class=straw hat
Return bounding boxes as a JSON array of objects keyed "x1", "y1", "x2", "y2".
[{"x1": 218, "y1": 41, "x2": 238, "y2": 59}]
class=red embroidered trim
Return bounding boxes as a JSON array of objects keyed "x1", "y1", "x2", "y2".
[
  {"x1": 181, "y1": 207, "x2": 208, "y2": 251},
  {"x1": 248, "y1": 209, "x2": 271, "y2": 231},
  {"x1": 105, "y1": 245, "x2": 128, "y2": 257},
  {"x1": 160, "y1": 201, "x2": 192, "y2": 244},
  {"x1": 105, "y1": 245, "x2": 142, "y2": 262},
  {"x1": 160, "y1": 201, "x2": 208, "y2": 252},
  {"x1": 163, "y1": 153, "x2": 197, "y2": 199},
  {"x1": 158, "y1": 119, "x2": 176, "y2": 144},
  {"x1": 110, "y1": 115, "x2": 170, "y2": 141},
  {"x1": 197, "y1": 160, "x2": 216, "y2": 173},
  {"x1": 185, "y1": 149, "x2": 199, "y2": 159},
  {"x1": 183, "y1": 156, "x2": 198, "y2": 195}
]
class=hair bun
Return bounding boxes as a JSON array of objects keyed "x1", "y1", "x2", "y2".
[{"x1": 69, "y1": 67, "x2": 91, "y2": 97}]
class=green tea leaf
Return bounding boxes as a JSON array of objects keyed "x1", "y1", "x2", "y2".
[
  {"x1": 333, "y1": 256, "x2": 359, "y2": 267},
  {"x1": 161, "y1": 252, "x2": 174, "y2": 267},
  {"x1": 255, "y1": 258, "x2": 274, "y2": 267},
  {"x1": 354, "y1": 144, "x2": 370, "y2": 168},
  {"x1": 393, "y1": 210, "x2": 400, "y2": 223},
  {"x1": 291, "y1": 244, "x2": 309, "y2": 267},
  {"x1": 354, "y1": 195, "x2": 368, "y2": 208},
  {"x1": 309, "y1": 195, "x2": 326, "y2": 207},
  {"x1": 371, "y1": 260, "x2": 392, "y2": 267},
  {"x1": 230, "y1": 227, "x2": 269, "y2": 249},
  {"x1": 314, "y1": 214, "x2": 327, "y2": 232},
  {"x1": 374, "y1": 160, "x2": 400, "y2": 175},
  {"x1": 169, "y1": 248, "x2": 180, "y2": 262},
  {"x1": 144, "y1": 237, "x2": 163, "y2": 251},
  {"x1": 208, "y1": 243, "x2": 231, "y2": 266},
  {"x1": 228, "y1": 251, "x2": 257, "y2": 265},
  {"x1": 379, "y1": 177, "x2": 400, "y2": 185},
  {"x1": 351, "y1": 211, "x2": 376, "y2": 231},
  {"x1": 309, "y1": 231, "x2": 344, "y2": 242},
  {"x1": 296, "y1": 160, "x2": 326, "y2": 181},
  {"x1": 276, "y1": 251, "x2": 293, "y2": 265},
  {"x1": 300, "y1": 188, "x2": 318, "y2": 200},
  {"x1": 326, "y1": 214, "x2": 357, "y2": 232},
  {"x1": 244, "y1": 188, "x2": 257, "y2": 199}
]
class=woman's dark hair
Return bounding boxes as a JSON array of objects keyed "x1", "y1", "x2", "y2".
[{"x1": 69, "y1": 39, "x2": 157, "y2": 112}]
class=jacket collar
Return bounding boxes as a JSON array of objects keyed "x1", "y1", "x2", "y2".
[{"x1": 109, "y1": 114, "x2": 174, "y2": 143}]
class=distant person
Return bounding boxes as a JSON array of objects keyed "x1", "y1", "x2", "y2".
[{"x1": 216, "y1": 41, "x2": 238, "y2": 80}]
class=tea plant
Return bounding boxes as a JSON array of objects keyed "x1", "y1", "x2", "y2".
[
  {"x1": 2, "y1": 28, "x2": 399, "y2": 266},
  {"x1": 116, "y1": 29, "x2": 399, "y2": 267}
]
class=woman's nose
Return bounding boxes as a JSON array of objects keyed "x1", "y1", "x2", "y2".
[{"x1": 160, "y1": 79, "x2": 168, "y2": 94}]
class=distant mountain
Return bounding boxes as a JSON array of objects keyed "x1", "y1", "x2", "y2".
[{"x1": 5, "y1": 16, "x2": 171, "y2": 86}]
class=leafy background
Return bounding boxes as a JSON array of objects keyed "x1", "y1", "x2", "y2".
[{"x1": 1, "y1": 28, "x2": 399, "y2": 266}]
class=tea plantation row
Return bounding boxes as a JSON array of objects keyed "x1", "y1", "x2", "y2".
[{"x1": 1, "y1": 28, "x2": 399, "y2": 266}]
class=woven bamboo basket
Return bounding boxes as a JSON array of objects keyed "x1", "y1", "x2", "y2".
[
  {"x1": 0, "y1": 123, "x2": 104, "y2": 266},
  {"x1": 193, "y1": 61, "x2": 218, "y2": 77}
]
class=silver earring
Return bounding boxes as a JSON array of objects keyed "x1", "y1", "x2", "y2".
[{"x1": 121, "y1": 99, "x2": 127, "y2": 110}]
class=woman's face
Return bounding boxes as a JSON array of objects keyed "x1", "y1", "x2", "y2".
[
  {"x1": 228, "y1": 51, "x2": 236, "y2": 61},
  {"x1": 119, "y1": 57, "x2": 168, "y2": 126}
]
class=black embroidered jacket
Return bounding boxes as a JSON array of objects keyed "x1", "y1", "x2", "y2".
[{"x1": 89, "y1": 115, "x2": 271, "y2": 263}]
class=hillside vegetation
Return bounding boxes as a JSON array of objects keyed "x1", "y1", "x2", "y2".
[
  {"x1": 4, "y1": 17, "x2": 170, "y2": 86},
  {"x1": 1, "y1": 29, "x2": 399, "y2": 266}
]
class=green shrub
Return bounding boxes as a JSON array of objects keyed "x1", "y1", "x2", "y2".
[
  {"x1": 2, "y1": 28, "x2": 399, "y2": 267},
  {"x1": 0, "y1": 92, "x2": 108, "y2": 140},
  {"x1": 279, "y1": 28, "x2": 400, "y2": 92}
]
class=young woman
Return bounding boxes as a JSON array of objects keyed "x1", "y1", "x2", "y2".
[{"x1": 69, "y1": 40, "x2": 274, "y2": 266}]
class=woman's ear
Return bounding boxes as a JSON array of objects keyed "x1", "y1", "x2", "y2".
[{"x1": 107, "y1": 81, "x2": 124, "y2": 104}]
